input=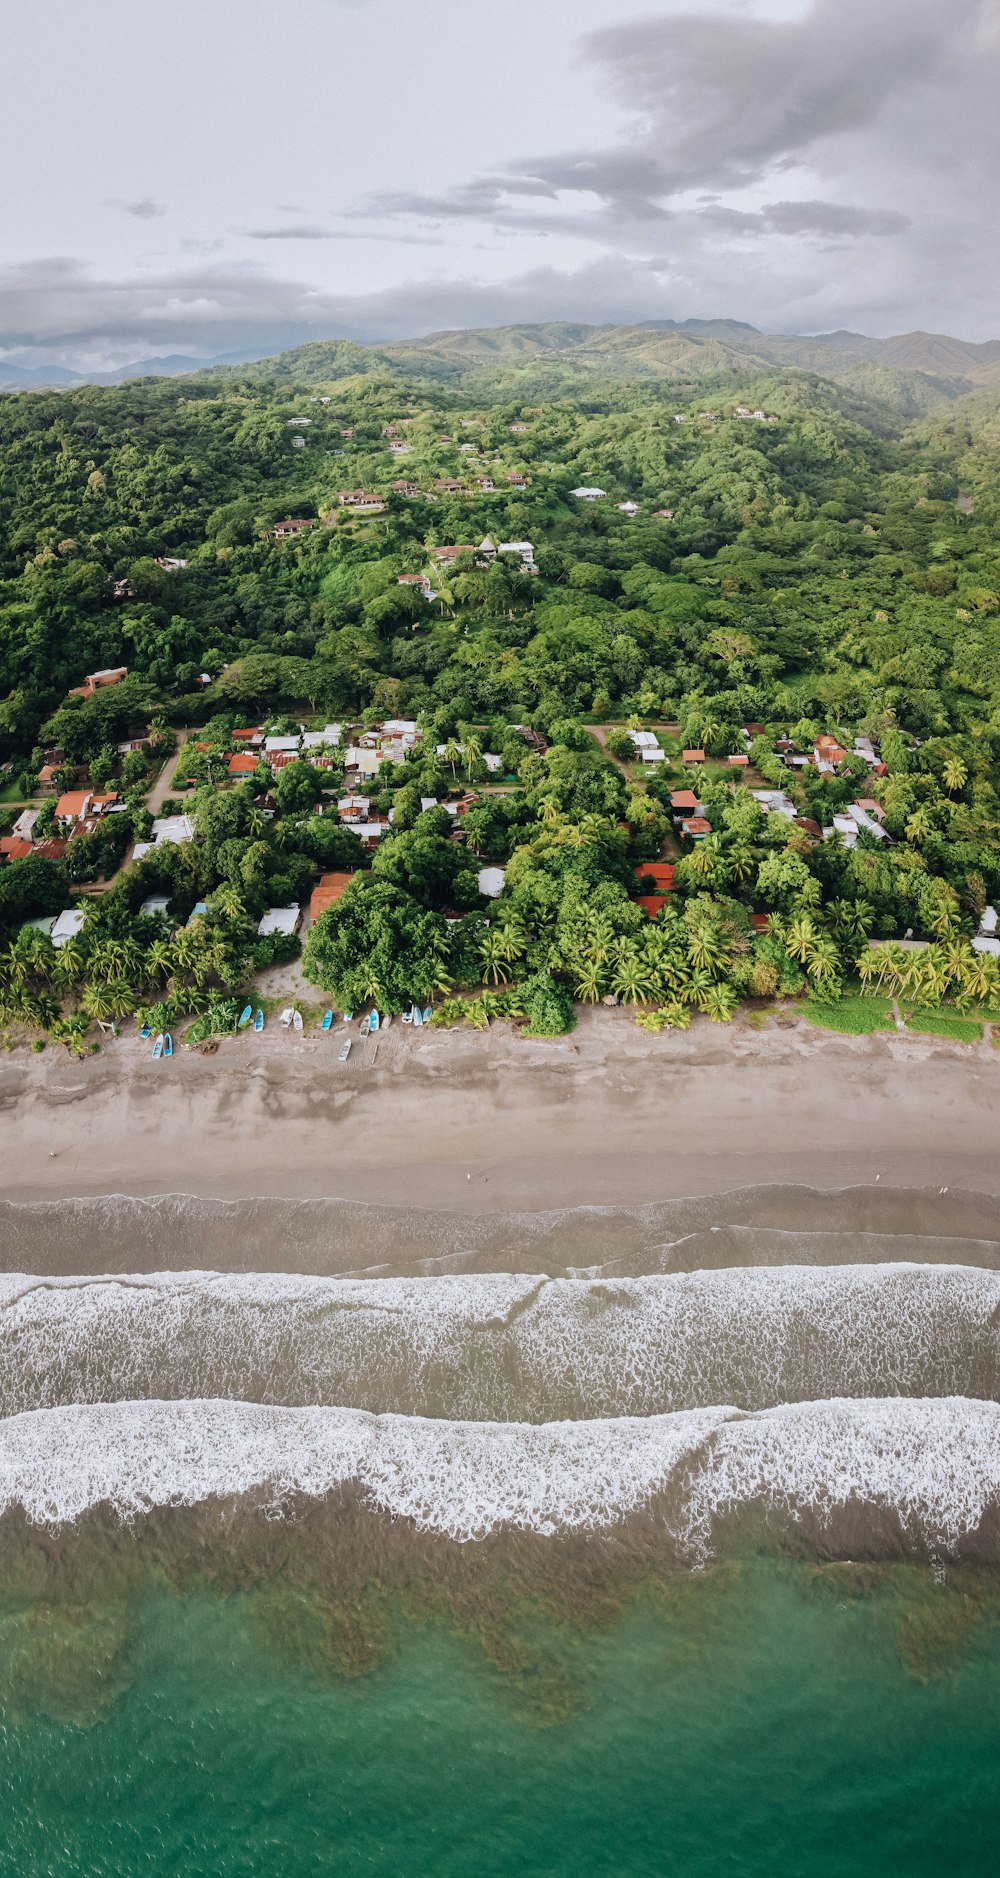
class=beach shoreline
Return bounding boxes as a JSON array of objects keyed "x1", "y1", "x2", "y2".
[{"x1": 3, "y1": 1006, "x2": 1000, "y2": 1236}]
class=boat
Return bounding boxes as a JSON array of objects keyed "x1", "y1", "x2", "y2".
[
  {"x1": 370, "y1": 1011, "x2": 380, "y2": 1033},
  {"x1": 238, "y1": 1005, "x2": 253, "y2": 1030},
  {"x1": 151, "y1": 1034, "x2": 164, "y2": 1060},
  {"x1": 140, "y1": 1024, "x2": 151, "y2": 1039},
  {"x1": 339, "y1": 1039, "x2": 352, "y2": 1063},
  {"x1": 382, "y1": 1012, "x2": 392, "y2": 1030},
  {"x1": 292, "y1": 1010, "x2": 304, "y2": 1033},
  {"x1": 321, "y1": 1010, "x2": 334, "y2": 1032},
  {"x1": 342, "y1": 1011, "x2": 353, "y2": 1023},
  {"x1": 359, "y1": 1015, "x2": 371, "y2": 1037},
  {"x1": 413, "y1": 1006, "x2": 423, "y2": 1027},
  {"x1": 279, "y1": 1008, "x2": 294, "y2": 1029},
  {"x1": 402, "y1": 1008, "x2": 413, "y2": 1025},
  {"x1": 163, "y1": 1034, "x2": 173, "y2": 1058},
  {"x1": 254, "y1": 1009, "x2": 264, "y2": 1033},
  {"x1": 423, "y1": 1007, "x2": 432, "y2": 1024}
]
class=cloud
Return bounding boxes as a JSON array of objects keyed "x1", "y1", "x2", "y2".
[
  {"x1": 119, "y1": 198, "x2": 167, "y2": 220},
  {"x1": 243, "y1": 225, "x2": 338, "y2": 240}
]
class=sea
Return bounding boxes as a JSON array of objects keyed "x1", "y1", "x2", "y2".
[{"x1": 0, "y1": 1187, "x2": 998, "y2": 1874}]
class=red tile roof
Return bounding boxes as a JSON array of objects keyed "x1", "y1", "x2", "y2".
[
  {"x1": 309, "y1": 872, "x2": 355, "y2": 921},
  {"x1": 681, "y1": 817, "x2": 712, "y2": 836},
  {"x1": 228, "y1": 753, "x2": 258, "y2": 775},
  {"x1": 682, "y1": 748, "x2": 705, "y2": 763},
  {"x1": 671, "y1": 790, "x2": 700, "y2": 810},
  {"x1": 634, "y1": 862, "x2": 676, "y2": 888},
  {"x1": 635, "y1": 895, "x2": 673, "y2": 918},
  {"x1": 0, "y1": 836, "x2": 31, "y2": 861}
]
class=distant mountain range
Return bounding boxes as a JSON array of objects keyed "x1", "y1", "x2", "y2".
[{"x1": 7, "y1": 320, "x2": 1000, "y2": 419}]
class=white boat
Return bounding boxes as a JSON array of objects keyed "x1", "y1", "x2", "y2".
[
  {"x1": 292, "y1": 1009, "x2": 304, "y2": 1032},
  {"x1": 339, "y1": 1039, "x2": 352, "y2": 1062},
  {"x1": 382, "y1": 1012, "x2": 392, "y2": 1030},
  {"x1": 279, "y1": 1008, "x2": 294, "y2": 1029}
]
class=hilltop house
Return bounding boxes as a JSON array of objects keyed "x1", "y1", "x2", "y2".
[
  {"x1": 571, "y1": 487, "x2": 606, "y2": 501},
  {"x1": 68, "y1": 666, "x2": 128, "y2": 700},
  {"x1": 339, "y1": 490, "x2": 385, "y2": 511},
  {"x1": 272, "y1": 517, "x2": 312, "y2": 538}
]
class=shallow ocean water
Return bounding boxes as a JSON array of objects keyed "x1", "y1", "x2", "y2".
[{"x1": 0, "y1": 1557, "x2": 998, "y2": 1877}]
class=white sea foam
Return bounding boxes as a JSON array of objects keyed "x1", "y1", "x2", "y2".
[
  {"x1": 0, "y1": 1266, "x2": 998, "y2": 1419},
  {"x1": 0, "y1": 1397, "x2": 997, "y2": 1552}
]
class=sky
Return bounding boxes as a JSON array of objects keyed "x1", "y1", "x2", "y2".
[{"x1": 1, "y1": 0, "x2": 996, "y2": 370}]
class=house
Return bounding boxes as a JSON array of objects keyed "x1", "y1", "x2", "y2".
[
  {"x1": 391, "y1": 480, "x2": 421, "y2": 498},
  {"x1": 155, "y1": 557, "x2": 188, "y2": 571},
  {"x1": 681, "y1": 817, "x2": 712, "y2": 840},
  {"x1": 752, "y1": 789, "x2": 797, "y2": 820},
  {"x1": 50, "y1": 909, "x2": 86, "y2": 948},
  {"x1": 232, "y1": 728, "x2": 264, "y2": 747},
  {"x1": 854, "y1": 797, "x2": 885, "y2": 821},
  {"x1": 11, "y1": 809, "x2": 39, "y2": 842},
  {"x1": 290, "y1": 436, "x2": 307, "y2": 449},
  {"x1": 477, "y1": 477, "x2": 496, "y2": 492},
  {"x1": 814, "y1": 734, "x2": 848, "y2": 772},
  {"x1": 634, "y1": 862, "x2": 676, "y2": 893},
  {"x1": 634, "y1": 896, "x2": 673, "y2": 918},
  {"x1": 55, "y1": 790, "x2": 117, "y2": 826},
  {"x1": 140, "y1": 894, "x2": 171, "y2": 919},
  {"x1": 338, "y1": 794, "x2": 370, "y2": 818},
  {"x1": 617, "y1": 501, "x2": 640, "y2": 516},
  {"x1": 301, "y1": 725, "x2": 342, "y2": 750},
  {"x1": 272, "y1": 518, "x2": 312, "y2": 538},
  {"x1": 287, "y1": 417, "x2": 311, "y2": 427},
  {"x1": 477, "y1": 537, "x2": 536, "y2": 571},
  {"x1": 652, "y1": 509, "x2": 674, "y2": 519},
  {"x1": 505, "y1": 472, "x2": 529, "y2": 488},
  {"x1": 382, "y1": 425, "x2": 400, "y2": 437},
  {"x1": 478, "y1": 866, "x2": 506, "y2": 898},
  {"x1": 37, "y1": 766, "x2": 60, "y2": 792},
  {"x1": 398, "y1": 574, "x2": 436, "y2": 598},
  {"x1": 253, "y1": 792, "x2": 278, "y2": 819},
  {"x1": 67, "y1": 666, "x2": 128, "y2": 700},
  {"x1": 571, "y1": 487, "x2": 606, "y2": 500},
  {"x1": 750, "y1": 913, "x2": 771, "y2": 934},
  {"x1": 670, "y1": 790, "x2": 702, "y2": 812},
  {"x1": 264, "y1": 736, "x2": 300, "y2": 755},
  {"x1": 682, "y1": 748, "x2": 706, "y2": 765},
  {"x1": 339, "y1": 490, "x2": 385, "y2": 511},
  {"x1": 309, "y1": 873, "x2": 354, "y2": 922},
  {"x1": 431, "y1": 544, "x2": 475, "y2": 567},
  {"x1": 34, "y1": 838, "x2": 68, "y2": 861},
  {"x1": 483, "y1": 753, "x2": 503, "y2": 774},
  {"x1": 340, "y1": 428, "x2": 355, "y2": 438},
  {"x1": 387, "y1": 439, "x2": 413, "y2": 454},
  {"x1": 727, "y1": 753, "x2": 749, "y2": 768},
  {"x1": 0, "y1": 836, "x2": 32, "y2": 863},
  {"x1": 433, "y1": 479, "x2": 465, "y2": 495},
  {"x1": 381, "y1": 718, "x2": 419, "y2": 739},
  {"x1": 228, "y1": 754, "x2": 258, "y2": 777},
  {"x1": 150, "y1": 814, "x2": 195, "y2": 846},
  {"x1": 112, "y1": 578, "x2": 134, "y2": 600},
  {"x1": 510, "y1": 423, "x2": 529, "y2": 433},
  {"x1": 258, "y1": 906, "x2": 301, "y2": 938}
]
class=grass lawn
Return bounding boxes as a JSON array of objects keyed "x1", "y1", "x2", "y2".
[
  {"x1": 801, "y1": 993, "x2": 894, "y2": 1035},
  {"x1": 0, "y1": 780, "x2": 25, "y2": 804},
  {"x1": 904, "y1": 1010, "x2": 984, "y2": 1045}
]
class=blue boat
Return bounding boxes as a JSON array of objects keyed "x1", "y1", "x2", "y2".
[
  {"x1": 151, "y1": 1034, "x2": 164, "y2": 1060},
  {"x1": 423, "y1": 1007, "x2": 432, "y2": 1024},
  {"x1": 321, "y1": 1010, "x2": 334, "y2": 1032},
  {"x1": 140, "y1": 1025, "x2": 151, "y2": 1039},
  {"x1": 238, "y1": 1005, "x2": 253, "y2": 1030},
  {"x1": 254, "y1": 1009, "x2": 264, "y2": 1033},
  {"x1": 163, "y1": 1034, "x2": 173, "y2": 1058},
  {"x1": 413, "y1": 1006, "x2": 423, "y2": 1027},
  {"x1": 370, "y1": 1010, "x2": 380, "y2": 1033}
]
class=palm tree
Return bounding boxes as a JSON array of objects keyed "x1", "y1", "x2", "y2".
[
  {"x1": 574, "y1": 960, "x2": 605, "y2": 1004},
  {"x1": 686, "y1": 924, "x2": 724, "y2": 973},
  {"x1": 464, "y1": 734, "x2": 483, "y2": 778},
  {"x1": 905, "y1": 806, "x2": 933, "y2": 845},
  {"x1": 145, "y1": 939, "x2": 174, "y2": 984},
  {"x1": 785, "y1": 914, "x2": 818, "y2": 964},
  {"x1": 699, "y1": 982, "x2": 738, "y2": 1023},
  {"x1": 479, "y1": 930, "x2": 509, "y2": 986},
  {"x1": 497, "y1": 919, "x2": 527, "y2": 966},
  {"x1": 441, "y1": 738, "x2": 461, "y2": 779},
  {"x1": 611, "y1": 949, "x2": 653, "y2": 1005},
  {"x1": 81, "y1": 983, "x2": 119, "y2": 1024},
  {"x1": 539, "y1": 795, "x2": 560, "y2": 825},
  {"x1": 942, "y1": 753, "x2": 968, "y2": 794},
  {"x1": 51, "y1": 939, "x2": 85, "y2": 994}
]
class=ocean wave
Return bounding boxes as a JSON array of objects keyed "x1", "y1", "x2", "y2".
[
  {"x1": 0, "y1": 1266, "x2": 998, "y2": 1419},
  {"x1": 1, "y1": 1397, "x2": 998, "y2": 1554},
  {"x1": 2, "y1": 1188, "x2": 999, "y2": 1278}
]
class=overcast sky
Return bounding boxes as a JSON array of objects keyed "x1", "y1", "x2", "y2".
[{"x1": 2, "y1": 0, "x2": 996, "y2": 369}]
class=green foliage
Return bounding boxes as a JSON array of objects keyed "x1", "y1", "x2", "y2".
[{"x1": 801, "y1": 994, "x2": 894, "y2": 1035}]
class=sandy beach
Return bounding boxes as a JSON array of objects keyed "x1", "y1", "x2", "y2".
[{"x1": 3, "y1": 1006, "x2": 1000, "y2": 1241}]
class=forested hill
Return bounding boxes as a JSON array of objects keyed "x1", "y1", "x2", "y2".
[{"x1": 3, "y1": 350, "x2": 1000, "y2": 1041}]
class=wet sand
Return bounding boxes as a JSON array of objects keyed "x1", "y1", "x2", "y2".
[{"x1": 2, "y1": 1006, "x2": 999, "y2": 1228}]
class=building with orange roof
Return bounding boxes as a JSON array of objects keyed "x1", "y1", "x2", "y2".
[
  {"x1": 0, "y1": 836, "x2": 32, "y2": 863},
  {"x1": 634, "y1": 896, "x2": 672, "y2": 919},
  {"x1": 228, "y1": 754, "x2": 258, "y2": 777},
  {"x1": 309, "y1": 872, "x2": 355, "y2": 923},
  {"x1": 682, "y1": 748, "x2": 706, "y2": 765}
]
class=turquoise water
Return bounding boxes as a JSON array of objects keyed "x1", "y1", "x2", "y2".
[{"x1": 0, "y1": 1557, "x2": 998, "y2": 1876}]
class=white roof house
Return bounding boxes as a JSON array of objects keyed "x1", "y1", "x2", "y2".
[
  {"x1": 11, "y1": 809, "x2": 39, "y2": 841},
  {"x1": 631, "y1": 731, "x2": 659, "y2": 750},
  {"x1": 286, "y1": 417, "x2": 311, "y2": 426},
  {"x1": 483, "y1": 753, "x2": 503, "y2": 773},
  {"x1": 140, "y1": 894, "x2": 171, "y2": 918},
  {"x1": 617, "y1": 501, "x2": 640, "y2": 516},
  {"x1": 980, "y1": 905, "x2": 998, "y2": 936},
  {"x1": 151, "y1": 814, "x2": 195, "y2": 846},
  {"x1": 752, "y1": 790, "x2": 797, "y2": 821},
  {"x1": 973, "y1": 935, "x2": 1000, "y2": 957},
  {"x1": 478, "y1": 867, "x2": 506, "y2": 899},
  {"x1": 264, "y1": 736, "x2": 300, "y2": 754},
  {"x1": 847, "y1": 805, "x2": 889, "y2": 841},
  {"x1": 301, "y1": 724, "x2": 342, "y2": 750},
  {"x1": 51, "y1": 908, "x2": 86, "y2": 948},
  {"x1": 257, "y1": 906, "x2": 301, "y2": 938},
  {"x1": 571, "y1": 487, "x2": 607, "y2": 500},
  {"x1": 381, "y1": 719, "x2": 419, "y2": 737}
]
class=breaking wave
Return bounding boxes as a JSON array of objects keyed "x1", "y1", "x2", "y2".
[
  {"x1": 0, "y1": 1396, "x2": 998, "y2": 1556},
  {"x1": 1, "y1": 1265, "x2": 1000, "y2": 1420}
]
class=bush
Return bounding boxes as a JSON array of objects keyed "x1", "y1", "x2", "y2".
[
  {"x1": 519, "y1": 972, "x2": 575, "y2": 1037},
  {"x1": 801, "y1": 994, "x2": 893, "y2": 1035}
]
